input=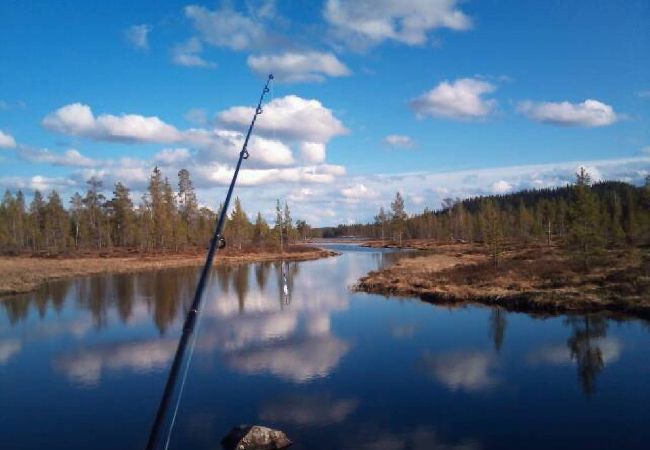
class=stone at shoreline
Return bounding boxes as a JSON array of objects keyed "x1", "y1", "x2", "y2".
[{"x1": 221, "y1": 425, "x2": 292, "y2": 450}]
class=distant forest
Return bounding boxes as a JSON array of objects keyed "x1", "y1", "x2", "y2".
[
  {"x1": 0, "y1": 166, "x2": 310, "y2": 255},
  {"x1": 321, "y1": 170, "x2": 650, "y2": 266}
]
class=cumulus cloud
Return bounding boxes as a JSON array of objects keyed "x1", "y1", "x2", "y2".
[
  {"x1": 154, "y1": 148, "x2": 191, "y2": 165},
  {"x1": 17, "y1": 147, "x2": 98, "y2": 167},
  {"x1": 247, "y1": 51, "x2": 351, "y2": 83},
  {"x1": 124, "y1": 24, "x2": 152, "y2": 50},
  {"x1": 410, "y1": 78, "x2": 497, "y2": 120},
  {"x1": 324, "y1": 0, "x2": 472, "y2": 50},
  {"x1": 384, "y1": 134, "x2": 414, "y2": 149},
  {"x1": 195, "y1": 129, "x2": 295, "y2": 167},
  {"x1": 299, "y1": 142, "x2": 326, "y2": 163},
  {"x1": 42, "y1": 103, "x2": 182, "y2": 143},
  {"x1": 171, "y1": 38, "x2": 216, "y2": 68},
  {"x1": 219, "y1": 95, "x2": 348, "y2": 144},
  {"x1": 0, "y1": 129, "x2": 17, "y2": 148},
  {"x1": 185, "y1": 4, "x2": 269, "y2": 51},
  {"x1": 517, "y1": 99, "x2": 618, "y2": 127}
]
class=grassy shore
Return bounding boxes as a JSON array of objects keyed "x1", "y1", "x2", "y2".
[
  {"x1": 0, "y1": 245, "x2": 338, "y2": 297},
  {"x1": 356, "y1": 240, "x2": 650, "y2": 319}
]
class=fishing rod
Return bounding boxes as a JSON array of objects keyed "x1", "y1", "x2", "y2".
[{"x1": 145, "y1": 74, "x2": 274, "y2": 450}]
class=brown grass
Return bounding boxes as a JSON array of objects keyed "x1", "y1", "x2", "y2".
[
  {"x1": 0, "y1": 245, "x2": 338, "y2": 297},
  {"x1": 356, "y1": 241, "x2": 650, "y2": 319}
]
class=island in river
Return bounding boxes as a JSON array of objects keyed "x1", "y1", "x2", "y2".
[
  {"x1": 355, "y1": 239, "x2": 650, "y2": 320},
  {"x1": 0, "y1": 245, "x2": 338, "y2": 297}
]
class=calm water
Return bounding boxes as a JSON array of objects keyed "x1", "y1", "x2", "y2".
[{"x1": 1, "y1": 244, "x2": 649, "y2": 450}]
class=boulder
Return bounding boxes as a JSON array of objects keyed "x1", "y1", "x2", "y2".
[{"x1": 221, "y1": 425, "x2": 292, "y2": 450}]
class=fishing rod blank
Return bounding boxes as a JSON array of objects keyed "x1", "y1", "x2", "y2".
[{"x1": 145, "y1": 74, "x2": 274, "y2": 450}]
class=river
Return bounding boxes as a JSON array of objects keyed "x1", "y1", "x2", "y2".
[{"x1": 1, "y1": 244, "x2": 649, "y2": 449}]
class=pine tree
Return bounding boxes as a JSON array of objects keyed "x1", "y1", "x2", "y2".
[
  {"x1": 391, "y1": 192, "x2": 407, "y2": 246},
  {"x1": 229, "y1": 197, "x2": 250, "y2": 250},
  {"x1": 480, "y1": 199, "x2": 504, "y2": 267},
  {"x1": 69, "y1": 192, "x2": 84, "y2": 248},
  {"x1": 567, "y1": 168, "x2": 604, "y2": 270},
  {"x1": 28, "y1": 190, "x2": 46, "y2": 251},
  {"x1": 109, "y1": 182, "x2": 135, "y2": 247},
  {"x1": 83, "y1": 177, "x2": 107, "y2": 249},
  {"x1": 252, "y1": 212, "x2": 270, "y2": 245},
  {"x1": 375, "y1": 206, "x2": 389, "y2": 242},
  {"x1": 177, "y1": 169, "x2": 198, "y2": 246},
  {"x1": 45, "y1": 191, "x2": 68, "y2": 251}
]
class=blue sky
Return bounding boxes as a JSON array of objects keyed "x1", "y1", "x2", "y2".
[{"x1": 1, "y1": 0, "x2": 649, "y2": 225}]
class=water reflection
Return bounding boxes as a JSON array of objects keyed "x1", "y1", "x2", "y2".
[
  {"x1": 0, "y1": 338, "x2": 21, "y2": 365},
  {"x1": 488, "y1": 308, "x2": 507, "y2": 353},
  {"x1": 419, "y1": 350, "x2": 498, "y2": 392},
  {"x1": 527, "y1": 314, "x2": 622, "y2": 396},
  {"x1": 1, "y1": 246, "x2": 650, "y2": 450},
  {"x1": 259, "y1": 393, "x2": 359, "y2": 426},
  {"x1": 54, "y1": 339, "x2": 177, "y2": 386},
  {"x1": 346, "y1": 426, "x2": 481, "y2": 450}
]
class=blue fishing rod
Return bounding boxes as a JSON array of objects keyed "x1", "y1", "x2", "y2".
[{"x1": 145, "y1": 74, "x2": 274, "y2": 450}]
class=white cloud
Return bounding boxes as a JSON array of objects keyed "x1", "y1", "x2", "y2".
[
  {"x1": 0, "y1": 129, "x2": 17, "y2": 148},
  {"x1": 247, "y1": 51, "x2": 351, "y2": 83},
  {"x1": 218, "y1": 95, "x2": 348, "y2": 144},
  {"x1": 124, "y1": 24, "x2": 152, "y2": 50},
  {"x1": 491, "y1": 180, "x2": 512, "y2": 194},
  {"x1": 384, "y1": 134, "x2": 414, "y2": 148},
  {"x1": 0, "y1": 175, "x2": 77, "y2": 193},
  {"x1": 324, "y1": 0, "x2": 472, "y2": 50},
  {"x1": 641, "y1": 146, "x2": 650, "y2": 155},
  {"x1": 340, "y1": 183, "x2": 377, "y2": 200},
  {"x1": 42, "y1": 103, "x2": 182, "y2": 143},
  {"x1": 517, "y1": 99, "x2": 618, "y2": 127},
  {"x1": 195, "y1": 129, "x2": 295, "y2": 167},
  {"x1": 17, "y1": 147, "x2": 97, "y2": 167},
  {"x1": 154, "y1": 148, "x2": 191, "y2": 165},
  {"x1": 184, "y1": 108, "x2": 208, "y2": 126},
  {"x1": 299, "y1": 142, "x2": 326, "y2": 163},
  {"x1": 171, "y1": 38, "x2": 216, "y2": 68},
  {"x1": 410, "y1": 78, "x2": 497, "y2": 120},
  {"x1": 195, "y1": 163, "x2": 346, "y2": 187},
  {"x1": 185, "y1": 4, "x2": 269, "y2": 51}
]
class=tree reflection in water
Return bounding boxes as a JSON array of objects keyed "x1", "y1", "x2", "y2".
[
  {"x1": 566, "y1": 315, "x2": 608, "y2": 396},
  {"x1": 489, "y1": 307, "x2": 507, "y2": 353}
]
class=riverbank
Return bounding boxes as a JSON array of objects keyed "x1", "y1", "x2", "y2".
[
  {"x1": 355, "y1": 240, "x2": 650, "y2": 319},
  {"x1": 0, "y1": 245, "x2": 338, "y2": 297}
]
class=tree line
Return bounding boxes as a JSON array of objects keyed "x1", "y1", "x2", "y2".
[
  {"x1": 323, "y1": 170, "x2": 650, "y2": 268},
  {"x1": 0, "y1": 167, "x2": 309, "y2": 254}
]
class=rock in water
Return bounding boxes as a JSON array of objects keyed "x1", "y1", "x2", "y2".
[{"x1": 221, "y1": 425, "x2": 292, "y2": 450}]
